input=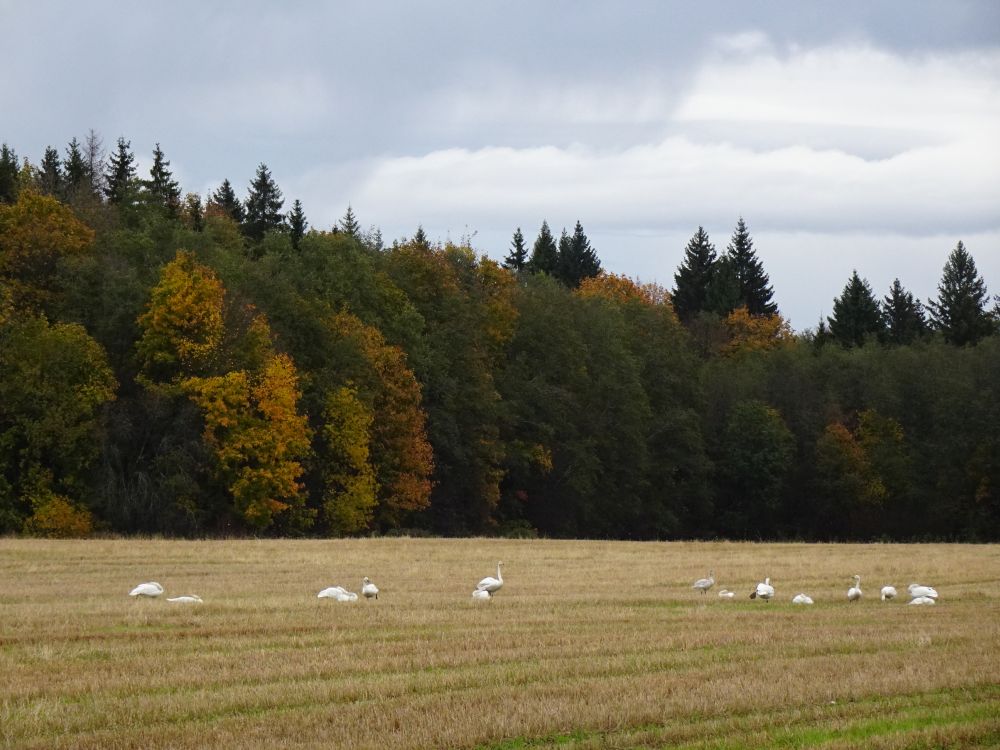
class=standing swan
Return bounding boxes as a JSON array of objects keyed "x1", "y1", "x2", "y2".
[
  {"x1": 880, "y1": 586, "x2": 897, "y2": 601},
  {"x1": 362, "y1": 577, "x2": 379, "y2": 600},
  {"x1": 848, "y1": 575, "x2": 863, "y2": 602},
  {"x1": 692, "y1": 570, "x2": 715, "y2": 594},
  {"x1": 750, "y1": 577, "x2": 774, "y2": 602},
  {"x1": 477, "y1": 561, "x2": 504, "y2": 596},
  {"x1": 129, "y1": 582, "x2": 164, "y2": 598}
]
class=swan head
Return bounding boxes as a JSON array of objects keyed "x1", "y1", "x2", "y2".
[
  {"x1": 764, "y1": 577, "x2": 770, "y2": 585},
  {"x1": 854, "y1": 575, "x2": 861, "y2": 584},
  {"x1": 363, "y1": 576, "x2": 371, "y2": 584}
]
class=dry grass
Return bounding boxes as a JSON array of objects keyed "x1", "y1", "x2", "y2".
[{"x1": 1, "y1": 538, "x2": 998, "y2": 749}]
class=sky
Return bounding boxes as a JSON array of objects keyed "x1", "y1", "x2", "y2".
[{"x1": 3, "y1": 0, "x2": 999, "y2": 329}]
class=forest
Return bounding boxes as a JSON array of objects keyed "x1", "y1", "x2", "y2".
[{"x1": 1, "y1": 136, "x2": 998, "y2": 541}]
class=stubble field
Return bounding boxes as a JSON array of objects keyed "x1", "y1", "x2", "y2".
[{"x1": 1, "y1": 538, "x2": 998, "y2": 749}]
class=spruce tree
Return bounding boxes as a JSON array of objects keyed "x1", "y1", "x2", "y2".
[
  {"x1": 726, "y1": 217, "x2": 777, "y2": 315},
  {"x1": 927, "y1": 241, "x2": 994, "y2": 345},
  {"x1": 288, "y1": 199, "x2": 307, "y2": 249},
  {"x1": 339, "y1": 205, "x2": 360, "y2": 237},
  {"x1": 705, "y1": 254, "x2": 742, "y2": 317},
  {"x1": 556, "y1": 220, "x2": 601, "y2": 287},
  {"x1": 527, "y1": 220, "x2": 558, "y2": 275},
  {"x1": 104, "y1": 136, "x2": 137, "y2": 205},
  {"x1": 828, "y1": 270, "x2": 883, "y2": 347},
  {"x1": 63, "y1": 137, "x2": 88, "y2": 195},
  {"x1": 672, "y1": 226, "x2": 717, "y2": 322},
  {"x1": 37, "y1": 146, "x2": 63, "y2": 197},
  {"x1": 413, "y1": 224, "x2": 430, "y2": 249},
  {"x1": 242, "y1": 163, "x2": 284, "y2": 241},
  {"x1": 882, "y1": 279, "x2": 927, "y2": 345},
  {"x1": 0, "y1": 144, "x2": 19, "y2": 203},
  {"x1": 503, "y1": 227, "x2": 528, "y2": 271},
  {"x1": 209, "y1": 179, "x2": 245, "y2": 224},
  {"x1": 144, "y1": 143, "x2": 181, "y2": 216}
]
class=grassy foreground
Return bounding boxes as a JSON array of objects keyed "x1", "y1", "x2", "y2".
[{"x1": 1, "y1": 539, "x2": 998, "y2": 749}]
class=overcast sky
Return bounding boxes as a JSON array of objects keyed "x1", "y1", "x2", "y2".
[{"x1": 4, "y1": 1, "x2": 999, "y2": 328}]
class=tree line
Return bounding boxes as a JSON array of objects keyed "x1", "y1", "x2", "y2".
[{"x1": 1, "y1": 135, "x2": 998, "y2": 541}]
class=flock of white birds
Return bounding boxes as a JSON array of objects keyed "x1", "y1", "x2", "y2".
[
  {"x1": 694, "y1": 571, "x2": 940, "y2": 605},
  {"x1": 127, "y1": 563, "x2": 506, "y2": 603},
  {"x1": 128, "y1": 562, "x2": 940, "y2": 607}
]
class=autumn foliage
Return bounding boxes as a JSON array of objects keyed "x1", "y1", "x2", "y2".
[{"x1": 0, "y1": 190, "x2": 94, "y2": 311}]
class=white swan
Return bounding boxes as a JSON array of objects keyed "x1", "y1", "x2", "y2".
[
  {"x1": 471, "y1": 589, "x2": 491, "y2": 601},
  {"x1": 692, "y1": 570, "x2": 715, "y2": 594},
  {"x1": 717, "y1": 589, "x2": 735, "y2": 600},
  {"x1": 129, "y1": 582, "x2": 164, "y2": 598},
  {"x1": 880, "y1": 585, "x2": 897, "y2": 601},
  {"x1": 477, "y1": 561, "x2": 504, "y2": 595},
  {"x1": 362, "y1": 577, "x2": 379, "y2": 600},
  {"x1": 317, "y1": 586, "x2": 348, "y2": 599},
  {"x1": 334, "y1": 590, "x2": 359, "y2": 602},
  {"x1": 792, "y1": 593, "x2": 814, "y2": 605},
  {"x1": 166, "y1": 595, "x2": 203, "y2": 603},
  {"x1": 750, "y1": 577, "x2": 774, "y2": 602},
  {"x1": 908, "y1": 583, "x2": 938, "y2": 600},
  {"x1": 909, "y1": 596, "x2": 936, "y2": 606},
  {"x1": 848, "y1": 575, "x2": 863, "y2": 602}
]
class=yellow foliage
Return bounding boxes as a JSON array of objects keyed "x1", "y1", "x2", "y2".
[
  {"x1": 137, "y1": 250, "x2": 225, "y2": 381},
  {"x1": 23, "y1": 489, "x2": 94, "y2": 538},
  {"x1": 722, "y1": 306, "x2": 794, "y2": 356},
  {"x1": 183, "y1": 353, "x2": 312, "y2": 529},
  {"x1": 0, "y1": 190, "x2": 95, "y2": 311},
  {"x1": 322, "y1": 385, "x2": 378, "y2": 534}
]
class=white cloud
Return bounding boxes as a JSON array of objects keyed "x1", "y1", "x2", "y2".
[{"x1": 289, "y1": 35, "x2": 1000, "y2": 329}]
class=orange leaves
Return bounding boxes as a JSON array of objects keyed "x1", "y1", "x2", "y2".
[
  {"x1": 0, "y1": 190, "x2": 94, "y2": 311},
  {"x1": 324, "y1": 311, "x2": 433, "y2": 520},
  {"x1": 576, "y1": 272, "x2": 674, "y2": 310},
  {"x1": 136, "y1": 250, "x2": 224, "y2": 381},
  {"x1": 722, "y1": 306, "x2": 794, "y2": 356}
]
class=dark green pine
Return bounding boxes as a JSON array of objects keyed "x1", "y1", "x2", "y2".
[
  {"x1": 672, "y1": 226, "x2": 717, "y2": 321},
  {"x1": 528, "y1": 220, "x2": 558, "y2": 276},
  {"x1": 726, "y1": 217, "x2": 777, "y2": 315},
  {"x1": 288, "y1": 199, "x2": 308, "y2": 249},
  {"x1": 242, "y1": 163, "x2": 284, "y2": 241},
  {"x1": 928, "y1": 241, "x2": 995, "y2": 345},
  {"x1": 828, "y1": 270, "x2": 884, "y2": 347},
  {"x1": 104, "y1": 136, "x2": 138, "y2": 205},
  {"x1": 503, "y1": 227, "x2": 528, "y2": 271},
  {"x1": 882, "y1": 278, "x2": 927, "y2": 345}
]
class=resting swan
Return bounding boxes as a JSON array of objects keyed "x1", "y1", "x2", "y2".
[
  {"x1": 880, "y1": 585, "x2": 897, "y2": 601},
  {"x1": 471, "y1": 589, "x2": 491, "y2": 601},
  {"x1": 317, "y1": 586, "x2": 348, "y2": 599},
  {"x1": 129, "y1": 582, "x2": 164, "y2": 598},
  {"x1": 717, "y1": 589, "x2": 735, "y2": 600},
  {"x1": 792, "y1": 593, "x2": 814, "y2": 605},
  {"x1": 908, "y1": 583, "x2": 938, "y2": 600},
  {"x1": 166, "y1": 595, "x2": 202, "y2": 603}
]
